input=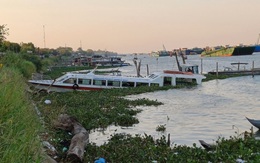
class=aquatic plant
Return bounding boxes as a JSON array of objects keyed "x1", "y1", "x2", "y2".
[
  {"x1": 84, "y1": 133, "x2": 260, "y2": 162},
  {"x1": 156, "y1": 124, "x2": 166, "y2": 132}
]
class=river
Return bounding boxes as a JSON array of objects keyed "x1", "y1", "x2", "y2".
[{"x1": 89, "y1": 53, "x2": 260, "y2": 147}]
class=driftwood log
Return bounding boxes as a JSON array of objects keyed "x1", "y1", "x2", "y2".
[{"x1": 54, "y1": 114, "x2": 89, "y2": 162}]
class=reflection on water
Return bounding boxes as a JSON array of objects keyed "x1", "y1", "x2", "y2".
[{"x1": 89, "y1": 54, "x2": 260, "y2": 146}]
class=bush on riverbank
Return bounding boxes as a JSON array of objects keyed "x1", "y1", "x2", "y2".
[{"x1": 1, "y1": 52, "x2": 37, "y2": 78}]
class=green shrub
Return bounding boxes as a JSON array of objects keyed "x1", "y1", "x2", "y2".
[
  {"x1": 20, "y1": 60, "x2": 36, "y2": 78},
  {"x1": 21, "y1": 53, "x2": 42, "y2": 72},
  {"x1": 1, "y1": 52, "x2": 37, "y2": 79}
]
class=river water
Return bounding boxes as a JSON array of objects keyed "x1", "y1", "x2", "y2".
[{"x1": 89, "y1": 53, "x2": 260, "y2": 147}]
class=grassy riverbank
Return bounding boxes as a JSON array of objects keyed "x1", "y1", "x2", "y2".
[{"x1": 0, "y1": 67, "x2": 43, "y2": 162}]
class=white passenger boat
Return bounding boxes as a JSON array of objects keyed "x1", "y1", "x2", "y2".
[{"x1": 28, "y1": 65, "x2": 206, "y2": 92}]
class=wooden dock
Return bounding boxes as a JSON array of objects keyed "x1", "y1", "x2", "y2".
[
  {"x1": 208, "y1": 68, "x2": 260, "y2": 76},
  {"x1": 207, "y1": 62, "x2": 260, "y2": 76}
]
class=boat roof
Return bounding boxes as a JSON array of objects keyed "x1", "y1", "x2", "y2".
[
  {"x1": 180, "y1": 64, "x2": 199, "y2": 68},
  {"x1": 231, "y1": 62, "x2": 248, "y2": 65}
]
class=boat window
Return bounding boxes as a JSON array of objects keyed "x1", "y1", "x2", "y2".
[
  {"x1": 176, "y1": 78, "x2": 195, "y2": 85},
  {"x1": 184, "y1": 66, "x2": 199, "y2": 74},
  {"x1": 136, "y1": 82, "x2": 149, "y2": 87},
  {"x1": 63, "y1": 78, "x2": 77, "y2": 84},
  {"x1": 150, "y1": 83, "x2": 159, "y2": 86},
  {"x1": 163, "y1": 77, "x2": 172, "y2": 86},
  {"x1": 78, "y1": 78, "x2": 91, "y2": 85},
  {"x1": 56, "y1": 76, "x2": 68, "y2": 82},
  {"x1": 93, "y1": 79, "x2": 106, "y2": 86},
  {"x1": 122, "y1": 81, "x2": 135, "y2": 87},
  {"x1": 193, "y1": 66, "x2": 199, "y2": 74},
  {"x1": 107, "y1": 80, "x2": 120, "y2": 87}
]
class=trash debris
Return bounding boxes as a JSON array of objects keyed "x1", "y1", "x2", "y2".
[
  {"x1": 42, "y1": 141, "x2": 56, "y2": 152},
  {"x1": 95, "y1": 157, "x2": 106, "y2": 163},
  {"x1": 62, "y1": 147, "x2": 68, "y2": 152},
  {"x1": 44, "y1": 100, "x2": 51, "y2": 104},
  {"x1": 236, "y1": 158, "x2": 246, "y2": 163}
]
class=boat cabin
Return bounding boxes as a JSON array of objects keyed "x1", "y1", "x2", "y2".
[{"x1": 180, "y1": 64, "x2": 199, "y2": 74}]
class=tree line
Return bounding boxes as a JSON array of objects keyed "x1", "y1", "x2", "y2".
[{"x1": 0, "y1": 24, "x2": 96, "y2": 56}]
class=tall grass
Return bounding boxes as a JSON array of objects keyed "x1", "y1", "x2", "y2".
[{"x1": 0, "y1": 67, "x2": 43, "y2": 162}]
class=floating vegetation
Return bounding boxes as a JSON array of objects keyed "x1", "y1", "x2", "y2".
[
  {"x1": 84, "y1": 132, "x2": 260, "y2": 162},
  {"x1": 156, "y1": 124, "x2": 166, "y2": 132},
  {"x1": 33, "y1": 86, "x2": 168, "y2": 131}
]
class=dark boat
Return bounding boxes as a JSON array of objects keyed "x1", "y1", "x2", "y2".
[
  {"x1": 232, "y1": 46, "x2": 256, "y2": 56},
  {"x1": 246, "y1": 117, "x2": 260, "y2": 129},
  {"x1": 254, "y1": 45, "x2": 260, "y2": 53}
]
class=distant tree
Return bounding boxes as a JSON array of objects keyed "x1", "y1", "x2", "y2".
[
  {"x1": 37, "y1": 48, "x2": 58, "y2": 57},
  {"x1": 77, "y1": 47, "x2": 83, "y2": 52},
  {"x1": 10, "y1": 42, "x2": 21, "y2": 53},
  {"x1": 20, "y1": 42, "x2": 36, "y2": 53},
  {"x1": 56, "y1": 47, "x2": 73, "y2": 56},
  {"x1": 0, "y1": 24, "x2": 9, "y2": 43},
  {"x1": 86, "y1": 49, "x2": 94, "y2": 55},
  {"x1": 50, "y1": 49, "x2": 59, "y2": 56},
  {"x1": 0, "y1": 24, "x2": 9, "y2": 52},
  {"x1": 1, "y1": 40, "x2": 10, "y2": 51},
  {"x1": 2, "y1": 41, "x2": 21, "y2": 52}
]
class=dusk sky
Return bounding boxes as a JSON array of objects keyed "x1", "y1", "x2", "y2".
[{"x1": 1, "y1": 0, "x2": 260, "y2": 54}]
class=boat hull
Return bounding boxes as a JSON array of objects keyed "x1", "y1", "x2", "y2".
[
  {"x1": 201, "y1": 48, "x2": 234, "y2": 57},
  {"x1": 254, "y1": 45, "x2": 260, "y2": 53},
  {"x1": 29, "y1": 82, "x2": 103, "y2": 92},
  {"x1": 246, "y1": 117, "x2": 260, "y2": 129},
  {"x1": 201, "y1": 46, "x2": 255, "y2": 57},
  {"x1": 150, "y1": 51, "x2": 170, "y2": 57},
  {"x1": 232, "y1": 46, "x2": 255, "y2": 56}
]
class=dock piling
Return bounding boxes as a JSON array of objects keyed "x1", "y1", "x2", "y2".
[
  {"x1": 252, "y1": 61, "x2": 254, "y2": 78},
  {"x1": 216, "y1": 62, "x2": 218, "y2": 78},
  {"x1": 167, "y1": 133, "x2": 171, "y2": 147},
  {"x1": 200, "y1": 58, "x2": 203, "y2": 74}
]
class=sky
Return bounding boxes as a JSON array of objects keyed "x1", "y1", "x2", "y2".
[{"x1": 1, "y1": 0, "x2": 260, "y2": 54}]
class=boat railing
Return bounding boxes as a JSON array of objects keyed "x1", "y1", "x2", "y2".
[{"x1": 31, "y1": 73, "x2": 52, "y2": 80}]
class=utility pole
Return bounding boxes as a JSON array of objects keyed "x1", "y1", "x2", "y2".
[
  {"x1": 80, "y1": 40, "x2": 82, "y2": 49},
  {"x1": 256, "y1": 33, "x2": 260, "y2": 45},
  {"x1": 43, "y1": 25, "x2": 46, "y2": 48}
]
